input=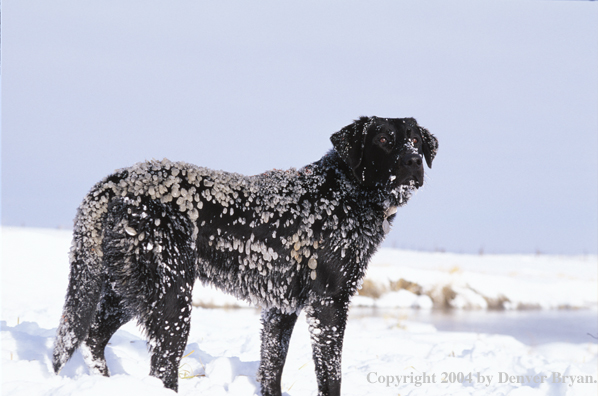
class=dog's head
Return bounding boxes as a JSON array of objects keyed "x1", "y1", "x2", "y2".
[{"x1": 331, "y1": 116, "x2": 438, "y2": 189}]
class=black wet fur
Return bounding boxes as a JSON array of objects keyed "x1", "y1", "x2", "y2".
[{"x1": 52, "y1": 116, "x2": 438, "y2": 395}]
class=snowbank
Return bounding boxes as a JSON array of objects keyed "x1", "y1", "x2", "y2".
[
  {"x1": 355, "y1": 249, "x2": 598, "y2": 310},
  {"x1": 2, "y1": 227, "x2": 597, "y2": 395}
]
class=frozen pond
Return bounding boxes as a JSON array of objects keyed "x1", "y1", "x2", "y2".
[{"x1": 350, "y1": 307, "x2": 598, "y2": 345}]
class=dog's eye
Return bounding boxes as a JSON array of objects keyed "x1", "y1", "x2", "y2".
[
  {"x1": 376, "y1": 133, "x2": 392, "y2": 146},
  {"x1": 412, "y1": 138, "x2": 419, "y2": 144}
]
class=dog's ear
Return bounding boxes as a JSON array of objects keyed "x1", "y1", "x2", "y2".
[
  {"x1": 419, "y1": 126, "x2": 438, "y2": 168},
  {"x1": 330, "y1": 117, "x2": 371, "y2": 180}
]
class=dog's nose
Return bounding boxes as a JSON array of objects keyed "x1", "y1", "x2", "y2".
[{"x1": 402, "y1": 154, "x2": 422, "y2": 168}]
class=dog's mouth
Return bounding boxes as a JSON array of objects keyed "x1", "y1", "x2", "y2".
[
  {"x1": 409, "y1": 176, "x2": 423, "y2": 188},
  {"x1": 402, "y1": 178, "x2": 422, "y2": 190},
  {"x1": 391, "y1": 174, "x2": 423, "y2": 189}
]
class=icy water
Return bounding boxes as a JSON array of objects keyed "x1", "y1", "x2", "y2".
[{"x1": 350, "y1": 308, "x2": 598, "y2": 345}]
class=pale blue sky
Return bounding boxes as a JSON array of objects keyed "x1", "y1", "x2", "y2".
[{"x1": 2, "y1": 0, "x2": 597, "y2": 254}]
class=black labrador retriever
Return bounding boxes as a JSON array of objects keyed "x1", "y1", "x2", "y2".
[{"x1": 53, "y1": 116, "x2": 438, "y2": 395}]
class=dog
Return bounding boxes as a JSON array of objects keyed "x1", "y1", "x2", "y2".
[{"x1": 53, "y1": 116, "x2": 437, "y2": 395}]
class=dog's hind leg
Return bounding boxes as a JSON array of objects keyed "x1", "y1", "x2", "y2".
[
  {"x1": 257, "y1": 308, "x2": 299, "y2": 396},
  {"x1": 81, "y1": 283, "x2": 132, "y2": 376},
  {"x1": 96, "y1": 196, "x2": 198, "y2": 390},
  {"x1": 305, "y1": 296, "x2": 350, "y2": 396},
  {"x1": 143, "y1": 284, "x2": 194, "y2": 392},
  {"x1": 112, "y1": 199, "x2": 198, "y2": 392}
]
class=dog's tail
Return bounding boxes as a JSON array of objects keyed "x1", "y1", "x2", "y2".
[{"x1": 52, "y1": 178, "x2": 118, "y2": 374}]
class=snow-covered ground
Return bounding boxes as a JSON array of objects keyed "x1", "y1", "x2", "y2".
[{"x1": 2, "y1": 227, "x2": 597, "y2": 395}]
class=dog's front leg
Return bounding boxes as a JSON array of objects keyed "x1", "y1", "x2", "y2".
[
  {"x1": 257, "y1": 307, "x2": 299, "y2": 396},
  {"x1": 305, "y1": 296, "x2": 349, "y2": 396}
]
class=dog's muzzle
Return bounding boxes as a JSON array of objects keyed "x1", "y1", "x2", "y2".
[{"x1": 399, "y1": 153, "x2": 424, "y2": 188}]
